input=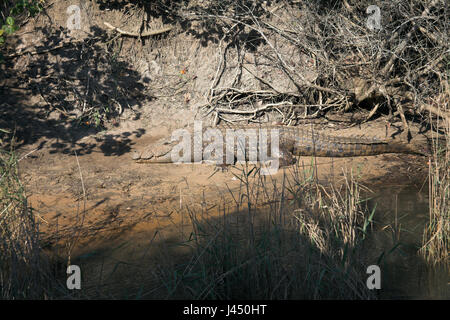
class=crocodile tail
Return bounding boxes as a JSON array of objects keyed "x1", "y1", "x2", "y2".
[{"x1": 404, "y1": 142, "x2": 432, "y2": 156}]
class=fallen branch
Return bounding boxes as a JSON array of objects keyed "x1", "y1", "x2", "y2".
[
  {"x1": 5, "y1": 41, "x2": 75, "y2": 59},
  {"x1": 216, "y1": 101, "x2": 292, "y2": 115},
  {"x1": 420, "y1": 103, "x2": 450, "y2": 126},
  {"x1": 103, "y1": 22, "x2": 173, "y2": 37}
]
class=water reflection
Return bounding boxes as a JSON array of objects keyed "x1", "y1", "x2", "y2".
[{"x1": 366, "y1": 184, "x2": 448, "y2": 299}]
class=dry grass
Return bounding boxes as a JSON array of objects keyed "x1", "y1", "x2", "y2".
[
  {"x1": 0, "y1": 146, "x2": 70, "y2": 299},
  {"x1": 422, "y1": 124, "x2": 448, "y2": 267},
  {"x1": 144, "y1": 164, "x2": 377, "y2": 299},
  {"x1": 420, "y1": 91, "x2": 449, "y2": 297},
  {"x1": 0, "y1": 147, "x2": 46, "y2": 298}
]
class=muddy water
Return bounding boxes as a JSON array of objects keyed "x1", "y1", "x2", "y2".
[{"x1": 365, "y1": 183, "x2": 449, "y2": 299}]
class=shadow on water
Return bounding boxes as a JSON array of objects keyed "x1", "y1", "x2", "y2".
[
  {"x1": 366, "y1": 184, "x2": 448, "y2": 299},
  {"x1": 44, "y1": 170, "x2": 447, "y2": 299}
]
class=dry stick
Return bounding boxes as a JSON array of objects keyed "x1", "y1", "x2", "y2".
[
  {"x1": 268, "y1": 0, "x2": 302, "y2": 14},
  {"x1": 360, "y1": 0, "x2": 441, "y2": 134},
  {"x1": 418, "y1": 26, "x2": 442, "y2": 46},
  {"x1": 261, "y1": 20, "x2": 323, "y2": 63},
  {"x1": 205, "y1": 32, "x2": 242, "y2": 123},
  {"x1": 396, "y1": 4, "x2": 444, "y2": 47},
  {"x1": 364, "y1": 103, "x2": 381, "y2": 123},
  {"x1": 231, "y1": 33, "x2": 245, "y2": 89},
  {"x1": 420, "y1": 103, "x2": 450, "y2": 127},
  {"x1": 17, "y1": 148, "x2": 38, "y2": 162},
  {"x1": 209, "y1": 39, "x2": 226, "y2": 102},
  {"x1": 417, "y1": 50, "x2": 450, "y2": 77},
  {"x1": 191, "y1": 12, "x2": 341, "y2": 96},
  {"x1": 364, "y1": 0, "x2": 440, "y2": 88},
  {"x1": 67, "y1": 150, "x2": 87, "y2": 266},
  {"x1": 215, "y1": 88, "x2": 276, "y2": 95},
  {"x1": 216, "y1": 101, "x2": 292, "y2": 114},
  {"x1": 103, "y1": 22, "x2": 173, "y2": 37},
  {"x1": 5, "y1": 41, "x2": 76, "y2": 59},
  {"x1": 242, "y1": 65, "x2": 283, "y2": 95}
]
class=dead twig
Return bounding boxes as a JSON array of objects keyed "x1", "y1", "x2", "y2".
[{"x1": 103, "y1": 21, "x2": 173, "y2": 37}]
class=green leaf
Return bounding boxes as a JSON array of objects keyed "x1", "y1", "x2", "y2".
[
  {"x1": 0, "y1": 29, "x2": 3, "y2": 37},
  {"x1": 0, "y1": 37, "x2": 4, "y2": 45},
  {"x1": 2, "y1": 25, "x2": 13, "y2": 35},
  {"x1": 6, "y1": 17, "x2": 14, "y2": 26}
]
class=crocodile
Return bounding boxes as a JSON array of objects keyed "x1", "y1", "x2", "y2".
[{"x1": 132, "y1": 125, "x2": 429, "y2": 166}]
